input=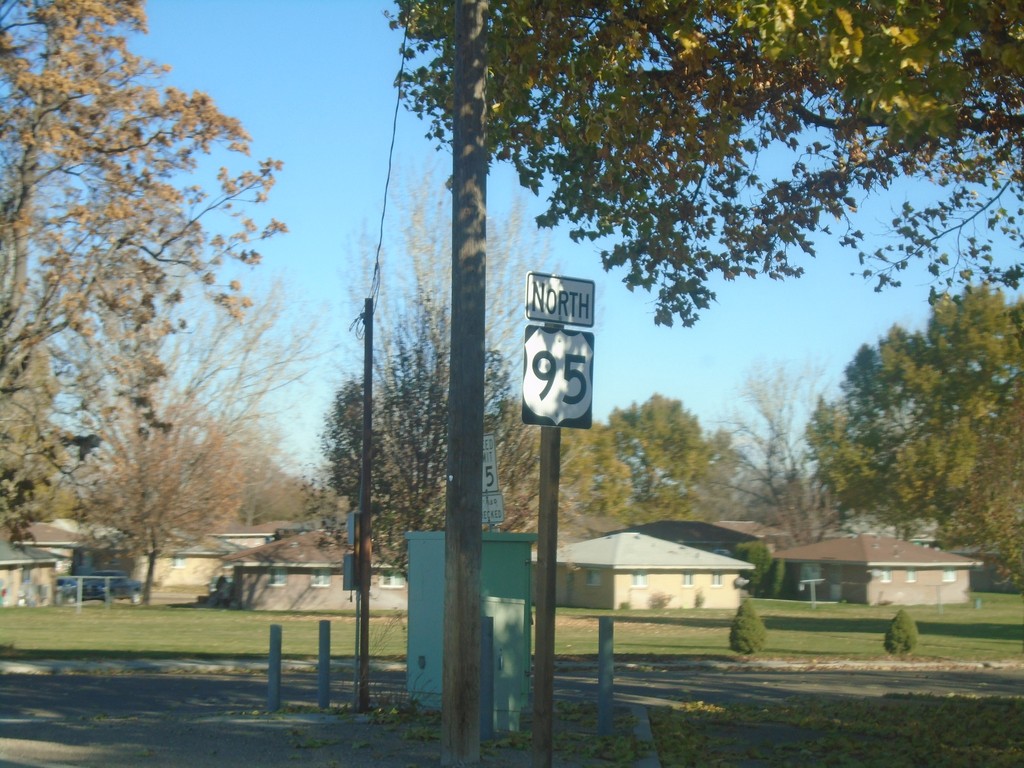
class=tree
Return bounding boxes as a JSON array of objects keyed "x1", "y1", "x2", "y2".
[
  {"x1": 562, "y1": 394, "x2": 716, "y2": 524},
  {"x1": 322, "y1": 173, "x2": 544, "y2": 572},
  {"x1": 0, "y1": 0, "x2": 283, "y2": 538},
  {"x1": 395, "y1": 2, "x2": 1024, "y2": 326},
  {"x1": 79, "y1": 282, "x2": 317, "y2": 602},
  {"x1": 725, "y1": 363, "x2": 838, "y2": 544},
  {"x1": 734, "y1": 540, "x2": 772, "y2": 598},
  {"x1": 809, "y1": 286, "x2": 1024, "y2": 537},
  {"x1": 729, "y1": 599, "x2": 767, "y2": 655},
  {"x1": 884, "y1": 609, "x2": 919, "y2": 656}
]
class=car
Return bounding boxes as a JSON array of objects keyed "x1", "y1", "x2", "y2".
[{"x1": 82, "y1": 570, "x2": 143, "y2": 604}]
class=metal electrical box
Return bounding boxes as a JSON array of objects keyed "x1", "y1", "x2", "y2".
[{"x1": 405, "y1": 531, "x2": 536, "y2": 731}]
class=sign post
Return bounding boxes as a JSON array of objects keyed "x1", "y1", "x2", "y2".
[{"x1": 523, "y1": 272, "x2": 594, "y2": 768}]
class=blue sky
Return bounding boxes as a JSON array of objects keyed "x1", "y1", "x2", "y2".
[{"x1": 137, "y1": 1, "x2": 944, "y2": 469}]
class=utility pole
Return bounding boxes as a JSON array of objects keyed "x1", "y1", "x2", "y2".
[
  {"x1": 443, "y1": 0, "x2": 487, "y2": 765},
  {"x1": 358, "y1": 296, "x2": 373, "y2": 712}
]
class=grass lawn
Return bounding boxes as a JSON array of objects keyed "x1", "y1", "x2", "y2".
[{"x1": 2, "y1": 593, "x2": 1023, "y2": 662}]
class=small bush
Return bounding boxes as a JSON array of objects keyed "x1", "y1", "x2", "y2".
[
  {"x1": 884, "y1": 609, "x2": 919, "y2": 655},
  {"x1": 729, "y1": 600, "x2": 767, "y2": 655}
]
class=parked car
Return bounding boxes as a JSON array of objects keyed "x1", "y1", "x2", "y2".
[{"x1": 82, "y1": 570, "x2": 143, "y2": 604}]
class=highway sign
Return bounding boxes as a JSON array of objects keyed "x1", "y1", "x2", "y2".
[
  {"x1": 522, "y1": 324, "x2": 594, "y2": 429},
  {"x1": 525, "y1": 272, "x2": 595, "y2": 328}
]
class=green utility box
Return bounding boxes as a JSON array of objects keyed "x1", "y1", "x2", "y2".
[{"x1": 405, "y1": 531, "x2": 536, "y2": 731}]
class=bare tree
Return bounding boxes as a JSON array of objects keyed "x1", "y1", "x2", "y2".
[
  {"x1": 78, "y1": 281, "x2": 320, "y2": 601},
  {"x1": 723, "y1": 362, "x2": 838, "y2": 544}
]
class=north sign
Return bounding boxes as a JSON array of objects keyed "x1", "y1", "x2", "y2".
[{"x1": 525, "y1": 272, "x2": 595, "y2": 328}]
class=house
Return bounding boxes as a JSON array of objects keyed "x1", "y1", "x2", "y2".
[
  {"x1": 0, "y1": 540, "x2": 65, "y2": 606},
  {"x1": 222, "y1": 530, "x2": 408, "y2": 611},
  {"x1": 211, "y1": 520, "x2": 312, "y2": 550},
  {"x1": 556, "y1": 532, "x2": 754, "y2": 610},
  {"x1": 25, "y1": 522, "x2": 86, "y2": 573},
  {"x1": 773, "y1": 534, "x2": 980, "y2": 606},
  {"x1": 612, "y1": 520, "x2": 759, "y2": 557},
  {"x1": 150, "y1": 535, "x2": 247, "y2": 591}
]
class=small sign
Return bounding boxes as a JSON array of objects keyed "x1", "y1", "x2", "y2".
[
  {"x1": 522, "y1": 324, "x2": 594, "y2": 429},
  {"x1": 525, "y1": 272, "x2": 595, "y2": 328},
  {"x1": 482, "y1": 491, "x2": 505, "y2": 525},
  {"x1": 482, "y1": 433, "x2": 504, "y2": 524}
]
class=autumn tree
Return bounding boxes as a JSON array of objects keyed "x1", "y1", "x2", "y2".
[
  {"x1": 562, "y1": 394, "x2": 716, "y2": 524},
  {"x1": 394, "y1": 2, "x2": 1024, "y2": 326},
  {"x1": 0, "y1": 0, "x2": 283, "y2": 538},
  {"x1": 809, "y1": 285, "x2": 1024, "y2": 538},
  {"x1": 724, "y1": 363, "x2": 838, "y2": 544}
]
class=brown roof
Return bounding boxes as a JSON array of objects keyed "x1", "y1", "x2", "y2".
[
  {"x1": 216, "y1": 520, "x2": 310, "y2": 536},
  {"x1": 223, "y1": 531, "x2": 349, "y2": 567},
  {"x1": 774, "y1": 535, "x2": 979, "y2": 567},
  {"x1": 26, "y1": 522, "x2": 85, "y2": 547}
]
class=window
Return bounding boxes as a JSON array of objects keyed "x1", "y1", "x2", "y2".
[
  {"x1": 878, "y1": 568, "x2": 892, "y2": 583},
  {"x1": 682, "y1": 571, "x2": 694, "y2": 587},
  {"x1": 631, "y1": 571, "x2": 648, "y2": 588},
  {"x1": 380, "y1": 571, "x2": 406, "y2": 589},
  {"x1": 171, "y1": 556, "x2": 186, "y2": 570},
  {"x1": 943, "y1": 568, "x2": 957, "y2": 583},
  {"x1": 586, "y1": 569, "x2": 601, "y2": 587},
  {"x1": 905, "y1": 567, "x2": 917, "y2": 583},
  {"x1": 711, "y1": 573, "x2": 723, "y2": 587},
  {"x1": 269, "y1": 567, "x2": 287, "y2": 587},
  {"x1": 311, "y1": 569, "x2": 330, "y2": 588}
]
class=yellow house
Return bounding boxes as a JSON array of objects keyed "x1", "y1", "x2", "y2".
[{"x1": 556, "y1": 532, "x2": 754, "y2": 610}]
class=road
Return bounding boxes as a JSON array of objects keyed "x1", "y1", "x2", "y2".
[{"x1": 2, "y1": 661, "x2": 1023, "y2": 767}]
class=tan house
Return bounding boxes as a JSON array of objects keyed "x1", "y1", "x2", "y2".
[
  {"x1": 556, "y1": 532, "x2": 754, "y2": 610},
  {"x1": 223, "y1": 530, "x2": 408, "y2": 611},
  {"x1": 0, "y1": 540, "x2": 64, "y2": 606},
  {"x1": 150, "y1": 536, "x2": 247, "y2": 592},
  {"x1": 774, "y1": 534, "x2": 980, "y2": 606}
]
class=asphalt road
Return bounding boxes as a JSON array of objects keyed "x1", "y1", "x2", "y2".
[{"x1": 3, "y1": 662, "x2": 1024, "y2": 767}]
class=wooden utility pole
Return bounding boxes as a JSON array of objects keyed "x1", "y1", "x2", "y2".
[
  {"x1": 532, "y1": 426, "x2": 560, "y2": 767},
  {"x1": 358, "y1": 297, "x2": 373, "y2": 712},
  {"x1": 443, "y1": 0, "x2": 487, "y2": 765}
]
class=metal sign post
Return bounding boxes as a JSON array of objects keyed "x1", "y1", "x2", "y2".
[{"x1": 523, "y1": 272, "x2": 595, "y2": 768}]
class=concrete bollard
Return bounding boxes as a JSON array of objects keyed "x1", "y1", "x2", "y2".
[{"x1": 268, "y1": 624, "x2": 282, "y2": 712}]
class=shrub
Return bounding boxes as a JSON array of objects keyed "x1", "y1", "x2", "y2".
[
  {"x1": 734, "y1": 541, "x2": 772, "y2": 596},
  {"x1": 884, "y1": 609, "x2": 919, "y2": 655},
  {"x1": 729, "y1": 600, "x2": 767, "y2": 655}
]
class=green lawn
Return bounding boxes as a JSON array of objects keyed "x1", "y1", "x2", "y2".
[{"x1": 2, "y1": 593, "x2": 1023, "y2": 662}]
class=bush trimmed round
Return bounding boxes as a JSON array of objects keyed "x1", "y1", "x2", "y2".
[
  {"x1": 729, "y1": 599, "x2": 767, "y2": 655},
  {"x1": 884, "y1": 609, "x2": 919, "y2": 656}
]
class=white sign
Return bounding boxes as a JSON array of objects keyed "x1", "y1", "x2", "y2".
[
  {"x1": 482, "y1": 491, "x2": 505, "y2": 525},
  {"x1": 482, "y1": 433, "x2": 504, "y2": 524},
  {"x1": 525, "y1": 272, "x2": 595, "y2": 328},
  {"x1": 522, "y1": 325, "x2": 594, "y2": 429},
  {"x1": 482, "y1": 433, "x2": 499, "y2": 494}
]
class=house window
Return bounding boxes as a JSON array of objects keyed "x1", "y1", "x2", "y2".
[
  {"x1": 586, "y1": 569, "x2": 601, "y2": 587},
  {"x1": 682, "y1": 571, "x2": 694, "y2": 587},
  {"x1": 905, "y1": 567, "x2": 917, "y2": 583},
  {"x1": 171, "y1": 556, "x2": 186, "y2": 569},
  {"x1": 631, "y1": 571, "x2": 648, "y2": 588},
  {"x1": 379, "y1": 571, "x2": 406, "y2": 588},
  {"x1": 269, "y1": 567, "x2": 287, "y2": 587},
  {"x1": 878, "y1": 568, "x2": 892, "y2": 583},
  {"x1": 800, "y1": 563, "x2": 822, "y2": 581},
  {"x1": 711, "y1": 573, "x2": 723, "y2": 587},
  {"x1": 311, "y1": 569, "x2": 330, "y2": 588},
  {"x1": 943, "y1": 568, "x2": 957, "y2": 583}
]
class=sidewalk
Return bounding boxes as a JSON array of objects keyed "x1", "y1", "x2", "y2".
[{"x1": 0, "y1": 658, "x2": 661, "y2": 767}]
